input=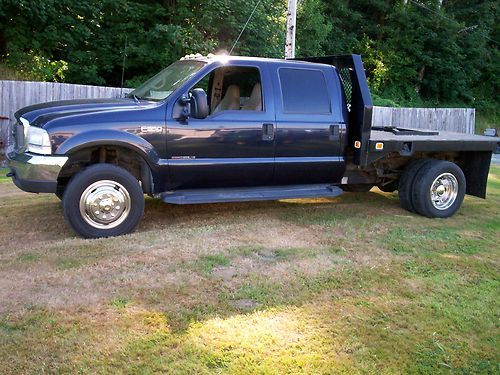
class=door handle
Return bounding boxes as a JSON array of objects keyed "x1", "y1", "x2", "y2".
[
  {"x1": 262, "y1": 123, "x2": 274, "y2": 141},
  {"x1": 329, "y1": 124, "x2": 340, "y2": 141}
]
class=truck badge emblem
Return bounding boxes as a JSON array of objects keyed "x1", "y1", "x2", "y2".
[{"x1": 140, "y1": 126, "x2": 163, "y2": 134}]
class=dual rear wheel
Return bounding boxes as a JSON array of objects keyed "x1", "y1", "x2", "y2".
[{"x1": 398, "y1": 159, "x2": 466, "y2": 218}]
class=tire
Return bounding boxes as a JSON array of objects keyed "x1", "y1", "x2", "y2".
[
  {"x1": 342, "y1": 184, "x2": 374, "y2": 193},
  {"x1": 62, "y1": 164, "x2": 145, "y2": 238},
  {"x1": 411, "y1": 160, "x2": 465, "y2": 218},
  {"x1": 398, "y1": 159, "x2": 432, "y2": 213}
]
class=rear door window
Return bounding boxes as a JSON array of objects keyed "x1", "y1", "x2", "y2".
[{"x1": 278, "y1": 68, "x2": 331, "y2": 114}]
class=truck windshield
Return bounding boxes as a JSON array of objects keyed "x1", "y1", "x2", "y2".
[{"x1": 129, "y1": 60, "x2": 206, "y2": 101}]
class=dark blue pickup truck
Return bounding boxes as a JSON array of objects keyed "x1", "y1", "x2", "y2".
[{"x1": 6, "y1": 54, "x2": 499, "y2": 238}]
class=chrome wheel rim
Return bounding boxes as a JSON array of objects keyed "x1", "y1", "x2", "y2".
[
  {"x1": 79, "y1": 180, "x2": 131, "y2": 229},
  {"x1": 430, "y1": 173, "x2": 458, "y2": 210}
]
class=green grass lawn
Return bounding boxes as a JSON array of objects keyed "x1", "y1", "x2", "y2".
[
  {"x1": 0, "y1": 168, "x2": 10, "y2": 183},
  {"x1": 0, "y1": 167, "x2": 498, "y2": 374}
]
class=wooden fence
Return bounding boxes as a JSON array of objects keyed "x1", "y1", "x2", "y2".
[
  {"x1": 0, "y1": 80, "x2": 131, "y2": 160},
  {"x1": 371, "y1": 106, "x2": 475, "y2": 134}
]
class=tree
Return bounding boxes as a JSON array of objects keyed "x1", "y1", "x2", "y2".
[{"x1": 0, "y1": 0, "x2": 497, "y2": 122}]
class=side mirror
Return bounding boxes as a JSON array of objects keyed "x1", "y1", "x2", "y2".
[{"x1": 190, "y1": 88, "x2": 209, "y2": 119}]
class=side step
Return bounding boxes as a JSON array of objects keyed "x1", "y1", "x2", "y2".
[{"x1": 161, "y1": 184, "x2": 343, "y2": 205}]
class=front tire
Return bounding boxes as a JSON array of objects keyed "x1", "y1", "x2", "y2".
[
  {"x1": 411, "y1": 160, "x2": 465, "y2": 218},
  {"x1": 62, "y1": 164, "x2": 145, "y2": 238}
]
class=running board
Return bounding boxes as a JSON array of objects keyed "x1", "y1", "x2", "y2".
[{"x1": 160, "y1": 184, "x2": 343, "y2": 205}]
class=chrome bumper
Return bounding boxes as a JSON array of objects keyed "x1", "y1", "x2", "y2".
[{"x1": 6, "y1": 146, "x2": 68, "y2": 193}]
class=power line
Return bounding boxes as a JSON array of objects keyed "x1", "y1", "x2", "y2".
[
  {"x1": 409, "y1": 0, "x2": 452, "y2": 21},
  {"x1": 409, "y1": 0, "x2": 499, "y2": 46},
  {"x1": 229, "y1": 0, "x2": 262, "y2": 55}
]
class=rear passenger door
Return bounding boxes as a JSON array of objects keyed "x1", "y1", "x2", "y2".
[{"x1": 272, "y1": 63, "x2": 346, "y2": 185}]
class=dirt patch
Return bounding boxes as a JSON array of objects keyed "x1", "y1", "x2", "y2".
[{"x1": 212, "y1": 266, "x2": 239, "y2": 281}]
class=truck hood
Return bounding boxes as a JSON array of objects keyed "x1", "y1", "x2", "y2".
[{"x1": 14, "y1": 98, "x2": 149, "y2": 127}]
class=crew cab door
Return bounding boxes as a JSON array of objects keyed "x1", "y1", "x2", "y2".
[
  {"x1": 166, "y1": 61, "x2": 275, "y2": 190},
  {"x1": 271, "y1": 63, "x2": 346, "y2": 185}
]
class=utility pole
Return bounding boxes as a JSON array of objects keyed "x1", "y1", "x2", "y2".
[{"x1": 285, "y1": 0, "x2": 297, "y2": 59}]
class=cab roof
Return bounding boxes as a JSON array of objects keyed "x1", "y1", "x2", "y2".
[{"x1": 180, "y1": 53, "x2": 329, "y2": 67}]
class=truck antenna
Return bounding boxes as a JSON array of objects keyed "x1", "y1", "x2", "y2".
[
  {"x1": 229, "y1": 0, "x2": 262, "y2": 55},
  {"x1": 120, "y1": 36, "x2": 128, "y2": 97}
]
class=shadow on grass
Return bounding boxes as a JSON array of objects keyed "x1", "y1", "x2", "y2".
[
  {"x1": 139, "y1": 189, "x2": 402, "y2": 230},
  {"x1": 0, "y1": 186, "x2": 400, "y2": 243}
]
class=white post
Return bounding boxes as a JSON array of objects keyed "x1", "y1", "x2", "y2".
[{"x1": 285, "y1": 0, "x2": 297, "y2": 59}]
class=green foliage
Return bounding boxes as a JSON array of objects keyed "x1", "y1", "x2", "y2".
[
  {"x1": 0, "y1": 0, "x2": 287, "y2": 86},
  {"x1": 371, "y1": 93, "x2": 400, "y2": 107},
  {"x1": 0, "y1": 0, "x2": 497, "y2": 122},
  {"x1": 296, "y1": 0, "x2": 331, "y2": 57},
  {"x1": 7, "y1": 51, "x2": 68, "y2": 82}
]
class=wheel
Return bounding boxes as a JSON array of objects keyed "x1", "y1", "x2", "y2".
[
  {"x1": 411, "y1": 160, "x2": 465, "y2": 218},
  {"x1": 62, "y1": 164, "x2": 145, "y2": 238},
  {"x1": 398, "y1": 159, "x2": 432, "y2": 213},
  {"x1": 342, "y1": 184, "x2": 374, "y2": 193},
  {"x1": 377, "y1": 180, "x2": 398, "y2": 193}
]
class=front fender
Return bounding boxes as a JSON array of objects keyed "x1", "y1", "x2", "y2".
[{"x1": 55, "y1": 129, "x2": 160, "y2": 166}]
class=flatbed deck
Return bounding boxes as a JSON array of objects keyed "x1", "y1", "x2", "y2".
[
  {"x1": 370, "y1": 130, "x2": 498, "y2": 144},
  {"x1": 365, "y1": 129, "x2": 499, "y2": 165}
]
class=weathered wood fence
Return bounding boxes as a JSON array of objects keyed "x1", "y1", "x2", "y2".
[
  {"x1": 371, "y1": 106, "x2": 475, "y2": 134},
  {"x1": 0, "y1": 80, "x2": 131, "y2": 160}
]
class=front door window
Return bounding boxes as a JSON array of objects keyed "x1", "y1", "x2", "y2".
[{"x1": 190, "y1": 66, "x2": 263, "y2": 116}]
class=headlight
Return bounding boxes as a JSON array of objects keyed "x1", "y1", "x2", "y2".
[{"x1": 26, "y1": 126, "x2": 52, "y2": 155}]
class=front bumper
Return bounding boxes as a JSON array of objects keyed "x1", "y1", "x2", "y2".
[{"x1": 6, "y1": 147, "x2": 68, "y2": 193}]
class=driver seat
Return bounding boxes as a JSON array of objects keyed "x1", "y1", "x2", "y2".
[{"x1": 213, "y1": 85, "x2": 240, "y2": 114}]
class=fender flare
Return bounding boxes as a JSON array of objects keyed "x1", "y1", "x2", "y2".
[
  {"x1": 55, "y1": 129, "x2": 160, "y2": 194},
  {"x1": 55, "y1": 129, "x2": 160, "y2": 166}
]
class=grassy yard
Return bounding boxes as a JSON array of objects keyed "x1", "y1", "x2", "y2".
[{"x1": 0, "y1": 167, "x2": 498, "y2": 374}]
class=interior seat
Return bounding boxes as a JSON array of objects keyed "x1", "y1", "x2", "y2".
[
  {"x1": 213, "y1": 85, "x2": 240, "y2": 114},
  {"x1": 242, "y1": 83, "x2": 262, "y2": 111}
]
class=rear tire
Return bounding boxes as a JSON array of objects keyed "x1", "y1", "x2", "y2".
[
  {"x1": 398, "y1": 159, "x2": 432, "y2": 213},
  {"x1": 411, "y1": 160, "x2": 465, "y2": 218},
  {"x1": 62, "y1": 164, "x2": 144, "y2": 238}
]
